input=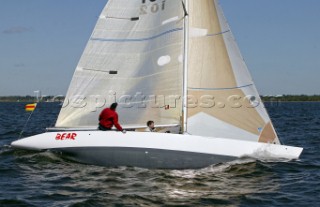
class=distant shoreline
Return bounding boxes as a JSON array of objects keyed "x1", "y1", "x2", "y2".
[
  {"x1": 260, "y1": 95, "x2": 320, "y2": 102},
  {"x1": 264, "y1": 101, "x2": 320, "y2": 103},
  {"x1": 0, "y1": 96, "x2": 63, "y2": 103},
  {"x1": 0, "y1": 95, "x2": 320, "y2": 103}
]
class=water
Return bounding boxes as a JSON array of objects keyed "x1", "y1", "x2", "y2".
[{"x1": 0, "y1": 102, "x2": 319, "y2": 206}]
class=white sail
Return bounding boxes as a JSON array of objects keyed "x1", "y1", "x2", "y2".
[
  {"x1": 56, "y1": 0, "x2": 185, "y2": 128},
  {"x1": 56, "y1": 0, "x2": 279, "y2": 144},
  {"x1": 186, "y1": 0, "x2": 280, "y2": 144}
]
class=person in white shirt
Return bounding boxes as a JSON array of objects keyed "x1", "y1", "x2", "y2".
[{"x1": 145, "y1": 120, "x2": 156, "y2": 132}]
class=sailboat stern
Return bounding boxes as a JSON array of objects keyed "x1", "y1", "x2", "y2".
[{"x1": 242, "y1": 143, "x2": 303, "y2": 161}]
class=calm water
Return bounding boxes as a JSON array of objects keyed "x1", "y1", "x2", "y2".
[{"x1": 0, "y1": 102, "x2": 319, "y2": 206}]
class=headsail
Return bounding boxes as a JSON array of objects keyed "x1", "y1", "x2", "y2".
[
  {"x1": 186, "y1": 0, "x2": 280, "y2": 144},
  {"x1": 56, "y1": 0, "x2": 185, "y2": 128}
]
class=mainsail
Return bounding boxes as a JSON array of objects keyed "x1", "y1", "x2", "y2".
[
  {"x1": 56, "y1": 0, "x2": 185, "y2": 128},
  {"x1": 186, "y1": 0, "x2": 280, "y2": 144}
]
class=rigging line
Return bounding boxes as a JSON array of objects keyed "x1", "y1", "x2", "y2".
[
  {"x1": 174, "y1": 1, "x2": 188, "y2": 25},
  {"x1": 188, "y1": 84, "x2": 254, "y2": 91},
  {"x1": 19, "y1": 108, "x2": 36, "y2": 139},
  {"x1": 90, "y1": 27, "x2": 183, "y2": 42},
  {"x1": 181, "y1": 0, "x2": 189, "y2": 17}
]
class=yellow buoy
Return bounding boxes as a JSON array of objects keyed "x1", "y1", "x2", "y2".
[{"x1": 25, "y1": 103, "x2": 37, "y2": 112}]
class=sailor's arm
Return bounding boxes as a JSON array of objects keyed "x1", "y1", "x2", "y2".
[{"x1": 113, "y1": 113, "x2": 123, "y2": 131}]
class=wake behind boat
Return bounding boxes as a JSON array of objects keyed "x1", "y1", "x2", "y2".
[{"x1": 11, "y1": 0, "x2": 303, "y2": 169}]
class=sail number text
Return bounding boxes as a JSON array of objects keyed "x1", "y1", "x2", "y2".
[{"x1": 140, "y1": 0, "x2": 166, "y2": 15}]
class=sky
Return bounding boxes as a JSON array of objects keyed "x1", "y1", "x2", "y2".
[{"x1": 0, "y1": 0, "x2": 319, "y2": 96}]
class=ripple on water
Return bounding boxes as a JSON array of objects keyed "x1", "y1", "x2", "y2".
[{"x1": 0, "y1": 102, "x2": 319, "y2": 206}]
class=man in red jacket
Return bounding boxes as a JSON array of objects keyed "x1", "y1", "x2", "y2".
[{"x1": 99, "y1": 103, "x2": 126, "y2": 133}]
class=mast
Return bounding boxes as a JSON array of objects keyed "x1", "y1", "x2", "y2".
[{"x1": 182, "y1": 0, "x2": 189, "y2": 134}]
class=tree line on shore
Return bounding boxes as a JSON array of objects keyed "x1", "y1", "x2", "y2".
[
  {"x1": 261, "y1": 95, "x2": 320, "y2": 102},
  {"x1": 0, "y1": 95, "x2": 320, "y2": 102},
  {"x1": 0, "y1": 96, "x2": 64, "y2": 102}
]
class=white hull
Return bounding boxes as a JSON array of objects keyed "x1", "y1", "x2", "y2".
[{"x1": 11, "y1": 131, "x2": 303, "y2": 169}]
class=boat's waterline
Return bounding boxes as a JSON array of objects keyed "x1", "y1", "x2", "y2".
[{"x1": 11, "y1": 131, "x2": 303, "y2": 169}]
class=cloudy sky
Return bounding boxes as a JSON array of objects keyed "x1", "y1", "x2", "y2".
[{"x1": 0, "y1": 0, "x2": 319, "y2": 96}]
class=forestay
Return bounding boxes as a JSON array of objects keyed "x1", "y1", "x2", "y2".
[{"x1": 56, "y1": 0, "x2": 185, "y2": 128}]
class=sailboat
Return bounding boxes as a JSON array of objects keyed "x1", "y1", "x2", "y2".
[{"x1": 11, "y1": 0, "x2": 303, "y2": 169}]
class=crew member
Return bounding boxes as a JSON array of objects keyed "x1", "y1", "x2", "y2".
[
  {"x1": 145, "y1": 120, "x2": 156, "y2": 132},
  {"x1": 99, "y1": 103, "x2": 126, "y2": 133}
]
